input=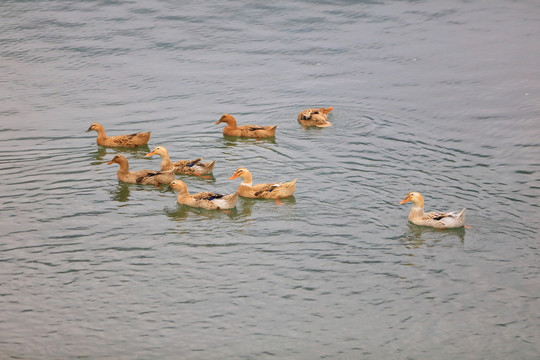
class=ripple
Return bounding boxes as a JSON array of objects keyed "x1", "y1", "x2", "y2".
[{"x1": 1, "y1": 0, "x2": 539, "y2": 359}]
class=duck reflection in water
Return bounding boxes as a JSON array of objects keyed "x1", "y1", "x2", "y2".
[
  {"x1": 164, "y1": 195, "x2": 294, "y2": 222},
  {"x1": 91, "y1": 145, "x2": 151, "y2": 163},
  {"x1": 221, "y1": 135, "x2": 277, "y2": 146},
  {"x1": 164, "y1": 204, "x2": 239, "y2": 221},
  {"x1": 402, "y1": 223, "x2": 466, "y2": 249},
  {"x1": 109, "y1": 182, "x2": 132, "y2": 202}
]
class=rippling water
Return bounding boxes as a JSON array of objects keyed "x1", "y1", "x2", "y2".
[{"x1": 1, "y1": 0, "x2": 539, "y2": 359}]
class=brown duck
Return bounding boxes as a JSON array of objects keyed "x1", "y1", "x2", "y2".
[
  {"x1": 86, "y1": 122, "x2": 151, "y2": 147},
  {"x1": 229, "y1": 167, "x2": 297, "y2": 205},
  {"x1": 168, "y1": 180, "x2": 238, "y2": 210},
  {"x1": 107, "y1": 154, "x2": 174, "y2": 185},
  {"x1": 145, "y1": 146, "x2": 215, "y2": 175},
  {"x1": 297, "y1": 107, "x2": 333, "y2": 127},
  {"x1": 215, "y1": 114, "x2": 277, "y2": 138}
]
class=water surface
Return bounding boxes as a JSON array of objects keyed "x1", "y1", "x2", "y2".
[{"x1": 1, "y1": 0, "x2": 539, "y2": 359}]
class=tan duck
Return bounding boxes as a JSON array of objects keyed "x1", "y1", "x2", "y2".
[
  {"x1": 400, "y1": 192, "x2": 466, "y2": 229},
  {"x1": 107, "y1": 154, "x2": 174, "y2": 185},
  {"x1": 145, "y1": 146, "x2": 215, "y2": 175},
  {"x1": 168, "y1": 180, "x2": 238, "y2": 210},
  {"x1": 229, "y1": 167, "x2": 297, "y2": 204},
  {"x1": 86, "y1": 122, "x2": 151, "y2": 147},
  {"x1": 297, "y1": 107, "x2": 333, "y2": 127},
  {"x1": 215, "y1": 114, "x2": 277, "y2": 138}
]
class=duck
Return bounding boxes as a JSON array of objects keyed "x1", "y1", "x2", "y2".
[
  {"x1": 297, "y1": 107, "x2": 333, "y2": 127},
  {"x1": 107, "y1": 154, "x2": 174, "y2": 185},
  {"x1": 215, "y1": 114, "x2": 277, "y2": 138},
  {"x1": 168, "y1": 180, "x2": 238, "y2": 210},
  {"x1": 399, "y1": 191, "x2": 466, "y2": 229},
  {"x1": 145, "y1": 146, "x2": 215, "y2": 175},
  {"x1": 86, "y1": 122, "x2": 151, "y2": 147},
  {"x1": 229, "y1": 167, "x2": 297, "y2": 204}
]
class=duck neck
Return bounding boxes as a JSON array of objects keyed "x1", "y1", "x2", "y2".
[
  {"x1": 176, "y1": 189, "x2": 190, "y2": 201},
  {"x1": 95, "y1": 126, "x2": 107, "y2": 142},
  {"x1": 159, "y1": 152, "x2": 174, "y2": 171},
  {"x1": 409, "y1": 200, "x2": 425, "y2": 217},
  {"x1": 224, "y1": 118, "x2": 237, "y2": 129},
  {"x1": 117, "y1": 159, "x2": 130, "y2": 174},
  {"x1": 240, "y1": 173, "x2": 253, "y2": 187}
]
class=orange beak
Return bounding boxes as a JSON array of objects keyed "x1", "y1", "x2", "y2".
[
  {"x1": 214, "y1": 120, "x2": 222, "y2": 125},
  {"x1": 399, "y1": 196, "x2": 411, "y2": 205},
  {"x1": 145, "y1": 151, "x2": 155, "y2": 157},
  {"x1": 229, "y1": 173, "x2": 239, "y2": 180},
  {"x1": 107, "y1": 160, "x2": 115, "y2": 165}
]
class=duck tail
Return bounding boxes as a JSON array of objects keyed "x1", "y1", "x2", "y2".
[
  {"x1": 206, "y1": 160, "x2": 216, "y2": 171},
  {"x1": 457, "y1": 208, "x2": 466, "y2": 222},
  {"x1": 225, "y1": 191, "x2": 238, "y2": 202}
]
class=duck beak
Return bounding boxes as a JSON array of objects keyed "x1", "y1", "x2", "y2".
[
  {"x1": 399, "y1": 196, "x2": 410, "y2": 205},
  {"x1": 214, "y1": 120, "x2": 222, "y2": 125},
  {"x1": 145, "y1": 151, "x2": 155, "y2": 157},
  {"x1": 86, "y1": 126, "x2": 93, "y2": 132},
  {"x1": 229, "y1": 173, "x2": 239, "y2": 180},
  {"x1": 107, "y1": 160, "x2": 115, "y2": 165}
]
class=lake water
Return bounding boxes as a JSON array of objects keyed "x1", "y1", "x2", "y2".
[{"x1": 1, "y1": 0, "x2": 539, "y2": 359}]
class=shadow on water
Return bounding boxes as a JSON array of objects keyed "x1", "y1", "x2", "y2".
[
  {"x1": 164, "y1": 204, "x2": 239, "y2": 221},
  {"x1": 400, "y1": 223, "x2": 466, "y2": 248},
  {"x1": 108, "y1": 181, "x2": 170, "y2": 202},
  {"x1": 90, "y1": 145, "x2": 151, "y2": 163},
  {"x1": 237, "y1": 196, "x2": 296, "y2": 216},
  {"x1": 163, "y1": 196, "x2": 295, "y2": 221},
  {"x1": 220, "y1": 134, "x2": 277, "y2": 145},
  {"x1": 109, "y1": 182, "x2": 132, "y2": 202}
]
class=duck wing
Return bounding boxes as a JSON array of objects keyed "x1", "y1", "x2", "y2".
[
  {"x1": 109, "y1": 132, "x2": 150, "y2": 147},
  {"x1": 192, "y1": 192, "x2": 226, "y2": 201},
  {"x1": 424, "y1": 209, "x2": 465, "y2": 223},
  {"x1": 237, "y1": 125, "x2": 266, "y2": 131},
  {"x1": 173, "y1": 158, "x2": 203, "y2": 168},
  {"x1": 421, "y1": 211, "x2": 452, "y2": 221},
  {"x1": 135, "y1": 170, "x2": 161, "y2": 183},
  {"x1": 253, "y1": 183, "x2": 280, "y2": 197}
]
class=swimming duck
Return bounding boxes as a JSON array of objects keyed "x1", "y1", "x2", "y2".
[
  {"x1": 168, "y1": 180, "x2": 238, "y2": 210},
  {"x1": 215, "y1": 114, "x2": 277, "y2": 138},
  {"x1": 86, "y1": 122, "x2": 151, "y2": 147},
  {"x1": 229, "y1": 167, "x2": 297, "y2": 204},
  {"x1": 145, "y1": 146, "x2": 215, "y2": 175},
  {"x1": 399, "y1": 192, "x2": 466, "y2": 229},
  {"x1": 107, "y1": 154, "x2": 174, "y2": 185},
  {"x1": 297, "y1": 107, "x2": 333, "y2": 127}
]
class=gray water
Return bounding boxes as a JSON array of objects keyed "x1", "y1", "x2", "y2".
[{"x1": 1, "y1": 0, "x2": 539, "y2": 359}]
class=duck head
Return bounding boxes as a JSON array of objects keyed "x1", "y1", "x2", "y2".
[
  {"x1": 86, "y1": 122, "x2": 103, "y2": 133},
  {"x1": 400, "y1": 192, "x2": 424, "y2": 206},
  {"x1": 146, "y1": 146, "x2": 168, "y2": 157},
  {"x1": 215, "y1": 114, "x2": 236, "y2": 126},
  {"x1": 168, "y1": 180, "x2": 188, "y2": 193},
  {"x1": 107, "y1": 154, "x2": 126, "y2": 165}
]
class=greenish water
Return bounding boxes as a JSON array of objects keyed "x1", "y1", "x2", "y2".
[{"x1": 1, "y1": 0, "x2": 539, "y2": 359}]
